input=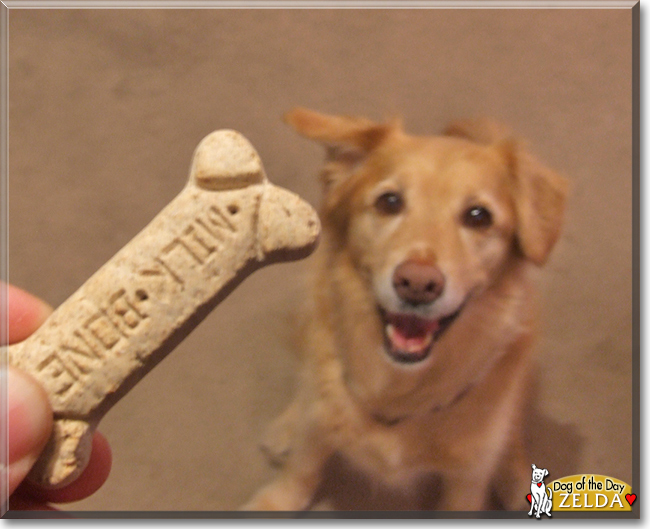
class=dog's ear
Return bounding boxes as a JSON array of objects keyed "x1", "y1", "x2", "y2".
[
  {"x1": 285, "y1": 107, "x2": 399, "y2": 152},
  {"x1": 284, "y1": 108, "x2": 402, "y2": 194},
  {"x1": 445, "y1": 119, "x2": 568, "y2": 266},
  {"x1": 544, "y1": 469, "x2": 549, "y2": 477},
  {"x1": 532, "y1": 464, "x2": 537, "y2": 470},
  {"x1": 501, "y1": 142, "x2": 569, "y2": 266},
  {"x1": 444, "y1": 117, "x2": 513, "y2": 145}
]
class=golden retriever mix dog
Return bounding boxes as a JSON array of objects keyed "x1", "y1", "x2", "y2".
[{"x1": 243, "y1": 108, "x2": 568, "y2": 511}]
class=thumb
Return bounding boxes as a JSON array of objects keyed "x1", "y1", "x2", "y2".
[{"x1": 4, "y1": 366, "x2": 53, "y2": 495}]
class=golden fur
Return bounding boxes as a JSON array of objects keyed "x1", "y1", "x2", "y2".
[{"x1": 243, "y1": 108, "x2": 568, "y2": 511}]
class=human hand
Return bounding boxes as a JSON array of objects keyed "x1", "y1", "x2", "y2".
[{"x1": 3, "y1": 283, "x2": 112, "y2": 511}]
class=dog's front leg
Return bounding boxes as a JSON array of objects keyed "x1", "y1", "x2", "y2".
[
  {"x1": 241, "y1": 460, "x2": 328, "y2": 511},
  {"x1": 493, "y1": 433, "x2": 531, "y2": 510},
  {"x1": 242, "y1": 432, "x2": 332, "y2": 511},
  {"x1": 532, "y1": 494, "x2": 546, "y2": 518},
  {"x1": 440, "y1": 470, "x2": 493, "y2": 511},
  {"x1": 260, "y1": 395, "x2": 306, "y2": 467}
]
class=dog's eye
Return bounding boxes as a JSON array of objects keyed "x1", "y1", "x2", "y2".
[
  {"x1": 375, "y1": 191, "x2": 405, "y2": 215},
  {"x1": 462, "y1": 205, "x2": 493, "y2": 229}
]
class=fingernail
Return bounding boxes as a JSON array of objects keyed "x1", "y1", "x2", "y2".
[{"x1": 6, "y1": 367, "x2": 52, "y2": 488}]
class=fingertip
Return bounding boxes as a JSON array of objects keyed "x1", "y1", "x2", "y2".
[{"x1": 4, "y1": 283, "x2": 53, "y2": 343}]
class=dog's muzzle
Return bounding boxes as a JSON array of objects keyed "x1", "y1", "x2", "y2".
[{"x1": 379, "y1": 306, "x2": 462, "y2": 364}]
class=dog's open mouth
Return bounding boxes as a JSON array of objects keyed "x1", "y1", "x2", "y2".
[{"x1": 379, "y1": 308, "x2": 461, "y2": 364}]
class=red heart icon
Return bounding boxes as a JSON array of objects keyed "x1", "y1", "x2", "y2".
[
  {"x1": 526, "y1": 493, "x2": 532, "y2": 503},
  {"x1": 625, "y1": 493, "x2": 637, "y2": 506}
]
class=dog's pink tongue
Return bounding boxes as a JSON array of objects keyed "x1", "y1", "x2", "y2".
[{"x1": 386, "y1": 313, "x2": 439, "y2": 353}]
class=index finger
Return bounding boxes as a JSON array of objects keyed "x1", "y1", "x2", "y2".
[{"x1": 2, "y1": 282, "x2": 53, "y2": 344}]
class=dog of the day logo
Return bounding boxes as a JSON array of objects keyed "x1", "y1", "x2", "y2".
[
  {"x1": 527, "y1": 464, "x2": 553, "y2": 518},
  {"x1": 526, "y1": 464, "x2": 635, "y2": 517}
]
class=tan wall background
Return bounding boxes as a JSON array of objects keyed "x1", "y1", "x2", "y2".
[{"x1": 8, "y1": 8, "x2": 634, "y2": 512}]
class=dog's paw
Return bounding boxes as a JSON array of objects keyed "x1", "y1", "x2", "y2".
[
  {"x1": 241, "y1": 480, "x2": 312, "y2": 512},
  {"x1": 260, "y1": 409, "x2": 297, "y2": 467},
  {"x1": 240, "y1": 492, "x2": 282, "y2": 512}
]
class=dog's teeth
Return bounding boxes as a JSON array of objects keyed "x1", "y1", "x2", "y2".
[
  {"x1": 408, "y1": 333, "x2": 433, "y2": 353},
  {"x1": 386, "y1": 323, "x2": 433, "y2": 354}
]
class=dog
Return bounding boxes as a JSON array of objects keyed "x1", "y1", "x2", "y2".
[
  {"x1": 528, "y1": 464, "x2": 553, "y2": 518},
  {"x1": 243, "y1": 108, "x2": 568, "y2": 511}
]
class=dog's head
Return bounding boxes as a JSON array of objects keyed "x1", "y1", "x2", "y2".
[
  {"x1": 287, "y1": 108, "x2": 568, "y2": 414},
  {"x1": 531, "y1": 464, "x2": 549, "y2": 484}
]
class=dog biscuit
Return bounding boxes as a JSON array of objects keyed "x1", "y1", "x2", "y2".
[{"x1": 7, "y1": 130, "x2": 320, "y2": 488}]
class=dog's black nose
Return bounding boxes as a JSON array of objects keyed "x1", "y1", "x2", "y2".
[{"x1": 392, "y1": 260, "x2": 445, "y2": 306}]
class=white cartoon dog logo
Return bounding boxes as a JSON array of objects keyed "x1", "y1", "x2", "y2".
[{"x1": 528, "y1": 464, "x2": 553, "y2": 518}]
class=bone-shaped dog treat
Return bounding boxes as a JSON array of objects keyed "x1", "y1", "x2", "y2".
[{"x1": 7, "y1": 130, "x2": 320, "y2": 488}]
